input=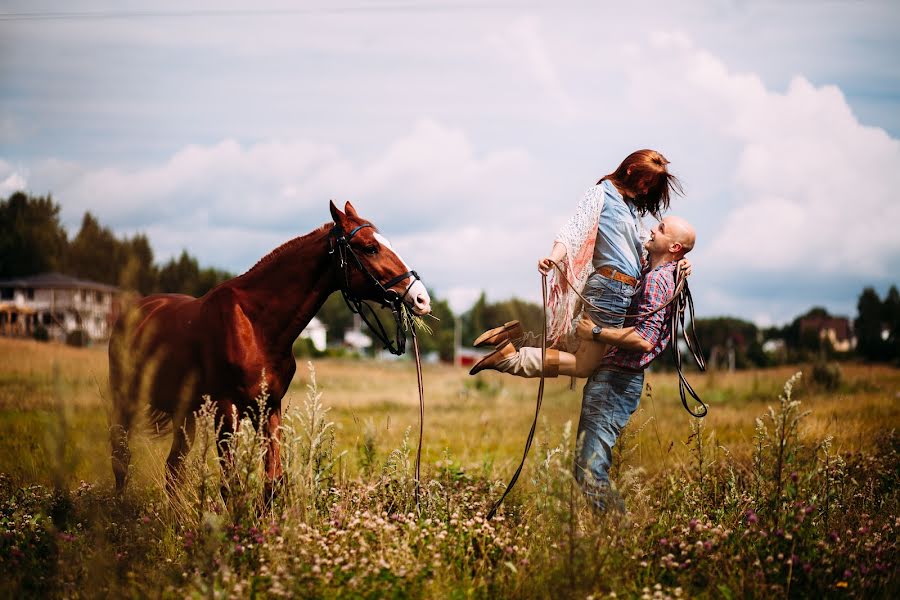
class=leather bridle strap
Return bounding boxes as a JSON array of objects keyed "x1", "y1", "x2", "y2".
[
  {"x1": 670, "y1": 268, "x2": 708, "y2": 417},
  {"x1": 332, "y1": 221, "x2": 427, "y2": 509},
  {"x1": 332, "y1": 223, "x2": 420, "y2": 355}
]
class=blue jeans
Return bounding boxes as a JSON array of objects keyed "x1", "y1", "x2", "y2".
[
  {"x1": 574, "y1": 368, "x2": 644, "y2": 512},
  {"x1": 581, "y1": 273, "x2": 637, "y2": 329}
]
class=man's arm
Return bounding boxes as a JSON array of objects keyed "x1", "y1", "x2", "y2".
[{"x1": 574, "y1": 317, "x2": 653, "y2": 353}]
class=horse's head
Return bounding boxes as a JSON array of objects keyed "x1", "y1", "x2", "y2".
[{"x1": 329, "y1": 201, "x2": 431, "y2": 316}]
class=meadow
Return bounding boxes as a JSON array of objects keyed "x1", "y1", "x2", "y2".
[{"x1": 0, "y1": 336, "x2": 897, "y2": 598}]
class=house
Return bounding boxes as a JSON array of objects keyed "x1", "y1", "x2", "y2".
[
  {"x1": 798, "y1": 315, "x2": 855, "y2": 352},
  {"x1": 298, "y1": 316, "x2": 327, "y2": 352},
  {"x1": 0, "y1": 273, "x2": 120, "y2": 342}
]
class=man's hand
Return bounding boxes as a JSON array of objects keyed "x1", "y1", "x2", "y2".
[
  {"x1": 678, "y1": 258, "x2": 693, "y2": 277},
  {"x1": 575, "y1": 316, "x2": 597, "y2": 341}
]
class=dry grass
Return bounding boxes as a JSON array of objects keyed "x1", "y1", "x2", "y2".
[
  {"x1": 0, "y1": 337, "x2": 898, "y2": 598},
  {"x1": 1, "y1": 337, "x2": 898, "y2": 486}
]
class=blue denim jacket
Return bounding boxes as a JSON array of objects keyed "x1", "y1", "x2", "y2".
[{"x1": 592, "y1": 179, "x2": 643, "y2": 281}]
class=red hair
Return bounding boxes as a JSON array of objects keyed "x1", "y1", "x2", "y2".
[{"x1": 599, "y1": 149, "x2": 682, "y2": 218}]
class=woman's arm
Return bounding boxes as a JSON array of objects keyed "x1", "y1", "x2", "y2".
[{"x1": 538, "y1": 242, "x2": 567, "y2": 275}]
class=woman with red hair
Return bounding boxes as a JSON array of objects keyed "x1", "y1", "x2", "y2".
[{"x1": 470, "y1": 149, "x2": 683, "y2": 378}]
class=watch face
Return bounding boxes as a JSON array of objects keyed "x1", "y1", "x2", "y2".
[{"x1": 592, "y1": 326, "x2": 601, "y2": 335}]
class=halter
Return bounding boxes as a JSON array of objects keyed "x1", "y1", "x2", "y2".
[{"x1": 329, "y1": 222, "x2": 421, "y2": 355}]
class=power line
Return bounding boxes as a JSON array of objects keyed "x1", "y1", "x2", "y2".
[{"x1": 0, "y1": 3, "x2": 483, "y2": 22}]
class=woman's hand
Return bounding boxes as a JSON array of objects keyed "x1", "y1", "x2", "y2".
[
  {"x1": 538, "y1": 257, "x2": 555, "y2": 275},
  {"x1": 539, "y1": 242, "x2": 567, "y2": 275},
  {"x1": 678, "y1": 258, "x2": 693, "y2": 277}
]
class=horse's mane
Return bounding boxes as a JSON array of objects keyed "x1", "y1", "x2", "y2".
[{"x1": 242, "y1": 222, "x2": 332, "y2": 276}]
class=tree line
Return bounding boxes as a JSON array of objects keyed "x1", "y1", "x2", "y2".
[
  {"x1": 1, "y1": 191, "x2": 232, "y2": 296},
  {"x1": 3, "y1": 192, "x2": 898, "y2": 365}
]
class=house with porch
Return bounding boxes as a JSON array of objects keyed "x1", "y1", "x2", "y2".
[{"x1": 0, "y1": 273, "x2": 120, "y2": 342}]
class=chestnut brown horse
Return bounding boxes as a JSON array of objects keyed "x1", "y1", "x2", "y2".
[{"x1": 108, "y1": 201, "x2": 431, "y2": 495}]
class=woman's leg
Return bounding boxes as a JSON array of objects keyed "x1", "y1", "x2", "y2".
[{"x1": 558, "y1": 340, "x2": 610, "y2": 378}]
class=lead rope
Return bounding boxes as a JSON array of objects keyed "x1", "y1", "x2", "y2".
[
  {"x1": 410, "y1": 325, "x2": 425, "y2": 510},
  {"x1": 486, "y1": 263, "x2": 707, "y2": 520},
  {"x1": 486, "y1": 271, "x2": 548, "y2": 520}
]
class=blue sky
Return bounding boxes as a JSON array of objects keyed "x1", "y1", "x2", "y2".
[{"x1": 2, "y1": 0, "x2": 899, "y2": 325}]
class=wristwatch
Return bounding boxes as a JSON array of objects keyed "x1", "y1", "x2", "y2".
[{"x1": 592, "y1": 325, "x2": 603, "y2": 340}]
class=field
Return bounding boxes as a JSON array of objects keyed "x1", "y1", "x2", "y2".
[{"x1": 0, "y1": 336, "x2": 897, "y2": 598}]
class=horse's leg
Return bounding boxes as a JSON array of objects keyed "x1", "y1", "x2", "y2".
[
  {"x1": 165, "y1": 414, "x2": 196, "y2": 495},
  {"x1": 263, "y1": 406, "x2": 284, "y2": 504}
]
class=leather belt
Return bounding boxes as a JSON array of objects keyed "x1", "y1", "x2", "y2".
[
  {"x1": 597, "y1": 364, "x2": 643, "y2": 374},
  {"x1": 595, "y1": 265, "x2": 638, "y2": 287}
]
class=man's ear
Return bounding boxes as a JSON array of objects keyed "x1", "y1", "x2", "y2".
[
  {"x1": 330, "y1": 200, "x2": 346, "y2": 229},
  {"x1": 670, "y1": 242, "x2": 683, "y2": 254}
]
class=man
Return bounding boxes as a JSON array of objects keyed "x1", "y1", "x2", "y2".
[{"x1": 571, "y1": 215, "x2": 695, "y2": 511}]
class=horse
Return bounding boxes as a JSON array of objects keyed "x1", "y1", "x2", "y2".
[{"x1": 108, "y1": 201, "x2": 431, "y2": 496}]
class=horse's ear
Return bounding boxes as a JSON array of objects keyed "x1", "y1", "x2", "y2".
[
  {"x1": 330, "y1": 200, "x2": 346, "y2": 227},
  {"x1": 344, "y1": 201, "x2": 359, "y2": 219}
]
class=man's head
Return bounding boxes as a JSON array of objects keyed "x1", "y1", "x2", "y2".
[{"x1": 646, "y1": 216, "x2": 695, "y2": 261}]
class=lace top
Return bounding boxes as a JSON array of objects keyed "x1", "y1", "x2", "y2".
[{"x1": 547, "y1": 183, "x2": 649, "y2": 349}]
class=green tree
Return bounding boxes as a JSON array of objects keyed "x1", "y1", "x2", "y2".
[
  {"x1": 194, "y1": 266, "x2": 233, "y2": 297},
  {"x1": 315, "y1": 292, "x2": 357, "y2": 344},
  {"x1": 411, "y1": 294, "x2": 455, "y2": 361},
  {"x1": 157, "y1": 250, "x2": 200, "y2": 295},
  {"x1": 67, "y1": 212, "x2": 121, "y2": 284},
  {"x1": 0, "y1": 192, "x2": 68, "y2": 277},
  {"x1": 118, "y1": 234, "x2": 157, "y2": 294},
  {"x1": 881, "y1": 286, "x2": 900, "y2": 362},
  {"x1": 855, "y1": 287, "x2": 888, "y2": 361}
]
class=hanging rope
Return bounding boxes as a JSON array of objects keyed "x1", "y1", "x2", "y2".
[
  {"x1": 485, "y1": 260, "x2": 706, "y2": 520},
  {"x1": 486, "y1": 271, "x2": 548, "y2": 521},
  {"x1": 410, "y1": 326, "x2": 425, "y2": 509}
]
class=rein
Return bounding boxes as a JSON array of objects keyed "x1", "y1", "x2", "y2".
[
  {"x1": 330, "y1": 223, "x2": 420, "y2": 356},
  {"x1": 329, "y1": 222, "x2": 426, "y2": 508},
  {"x1": 486, "y1": 261, "x2": 706, "y2": 520}
]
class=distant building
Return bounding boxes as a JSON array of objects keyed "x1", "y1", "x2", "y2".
[
  {"x1": 0, "y1": 273, "x2": 120, "y2": 342},
  {"x1": 799, "y1": 315, "x2": 856, "y2": 352},
  {"x1": 299, "y1": 316, "x2": 327, "y2": 352}
]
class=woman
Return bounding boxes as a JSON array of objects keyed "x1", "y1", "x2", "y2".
[{"x1": 470, "y1": 149, "x2": 682, "y2": 378}]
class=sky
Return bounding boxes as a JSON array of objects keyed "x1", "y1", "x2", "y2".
[{"x1": 2, "y1": 0, "x2": 899, "y2": 326}]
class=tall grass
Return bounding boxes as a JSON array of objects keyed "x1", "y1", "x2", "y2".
[{"x1": 1, "y1": 361, "x2": 897, "y2": 598}]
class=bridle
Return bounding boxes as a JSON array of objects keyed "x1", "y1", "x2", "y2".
[
  {"x1": 329, "y1": 223, "x2": 421, "y2": 356},
  {"x1": 329, "y1": 220, "x2": 427, "y2": 507}
]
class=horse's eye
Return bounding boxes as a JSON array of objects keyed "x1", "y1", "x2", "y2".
[{"x1": 364, "y1": 246, "x2": 379, "y2": 255}]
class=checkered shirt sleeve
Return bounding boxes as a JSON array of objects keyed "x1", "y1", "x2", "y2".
[{"x1": 606, "y1": 262, "x2": 676, "y2": 370}]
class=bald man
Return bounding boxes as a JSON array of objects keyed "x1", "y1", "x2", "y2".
[{"x1": 569, "y1": 215, "x2": 696, "y2": 513}]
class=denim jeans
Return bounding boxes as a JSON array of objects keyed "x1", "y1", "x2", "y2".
[
  {"x1": 574, "y1": 368, "x2": 644, "y2": 512},
  {"x1": 581, "y1": 273, "x2": 637, "y2": 329}
]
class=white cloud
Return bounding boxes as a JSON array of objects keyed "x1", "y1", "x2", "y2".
[
  {"x1": 0, "y1": 159, "x2": 28, "y2": 196},
  {"x1": 611, "y1": 33, "x2": 900, "y2": 322},
  {"x1": 18, "y1": 120, "x2": 556, "y2": 282},
  {"x1": 487, "y1": 15, "x2": 579, "y2": 120},
  {"x1": 4, "y1": 2, "x2": 900, "y2": 325}
]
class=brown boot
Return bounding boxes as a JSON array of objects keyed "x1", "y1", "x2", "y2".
[
  {"x1": 473, "y1": 321, "x2": 524, "y2": 348},
  {"x1": 469, "y1": 345, "x2": 561, "y2": 378},
  {"x1": 469, "y1": 341, "x2": 517, "y2": 375}
]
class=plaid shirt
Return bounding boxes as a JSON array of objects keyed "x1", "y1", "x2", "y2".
[{"x1": 605, "y1": 261, "x2": 677, "y2": 370}]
